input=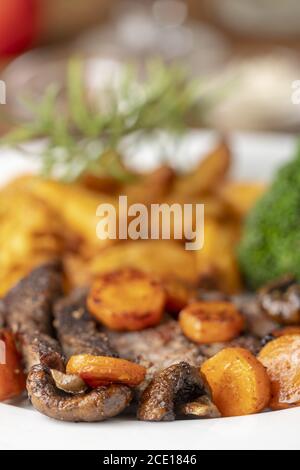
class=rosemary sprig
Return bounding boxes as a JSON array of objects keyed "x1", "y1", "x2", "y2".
[{"x1": 1, "y1": 58, "x2": 204, "y2": 182}]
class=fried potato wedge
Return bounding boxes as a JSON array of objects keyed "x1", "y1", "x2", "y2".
[
  {"x1": 0, "y1": 330, "x2": 26, "y2": 401},
  {"x1": 258, "y1": 335, "x2": 300, "y2": 410},
  {"x1": 89, "y1": 241, "x2": 198, "y2": 313},
  {"x1": 173, "y1": 141, "x2": 231, "y2": 198},
  {"x1": 0, "y1": 188, "x2": 65, "y2": 296},
  {"x1": 124, "y1": 165, "x2": 175, "y2": 206},
  {"x1": 67, "y1": 354, "x2": 146, "y2": 387},
  {"x1": 196, "y1": 218, "x2": 242, "y2": 294},
  {"x1": 18, "y1": 177, "x2": 117, "y2": 252},
  {"x1": 201, "y1": 348, "x2": 271, "y2": 417},
  {"x1": 218, "y1": 182, "x2": 266, "y2": 218},
  {"x1": 179, "y1": 301, "x2": 244, "y2": 344},
  {"x1": 88, "y1": 268, "x2": 166, "y2": 331}
]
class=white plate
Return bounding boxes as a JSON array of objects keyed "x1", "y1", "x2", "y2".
[{"x1": 0, "y1": 131, "x2": 299, "y2": 450}]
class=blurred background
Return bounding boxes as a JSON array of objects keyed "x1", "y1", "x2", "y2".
[{"x1": 1, "y1": 0, "x2": 300, "y2": 134}]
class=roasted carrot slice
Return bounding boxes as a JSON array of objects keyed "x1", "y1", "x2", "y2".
[
  {"x1": 66, "y1": 354, "x2": 146, "y2": 388},
  {"x1": 258, "y1": 335, "x2": 300, "y2": 410},
  {"x1": 87, "y1": 268, "x2": 166, "y2": 331},
  {"x1": 179, "y1": 301, "x2": 244, "y2": 344},
  {"x1": 201, "y1": 348, "x2": 271, "y2": 417},
  {"x1": 0, "y1": 330, "x2": 26, "y2": 401}
]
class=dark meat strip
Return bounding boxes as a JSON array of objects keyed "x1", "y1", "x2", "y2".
[
  {"x1": 234, "y1": 295, "x2": 278, "y2": 338},
  {"x1": 107, "y1": 319, "x2": 205, "y2": 387},
  {"x1": 4, "y1": 264, "x2": 132, "y2": 422},
  {"x1": 138, "y1": 362, "x2": 205, "y2": 422},
  {"x1": 5, "y1": 261, "x2": 63, "y2": 337},
  {"x1": 28, "y1": 365, "x2": 131, "y2": 422},
  {"x1": 53, "y1": 289, "x2": 117, "y2": 358},
  {"x1": 107, "y1": 318, "x2": 260, "y2": 389}
]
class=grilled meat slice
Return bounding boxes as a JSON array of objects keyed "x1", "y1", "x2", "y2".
[
  {"x1": 5, "y1": 264, "x2": 132, "y2": 422},
  {"x1": 4, "y1": 261, "x2": 63, "y2": 336},
  {"x1": 107, "y1": 319, "x2": 205, "y2": 382},
  {"x1": 53, "y1": 289, "x2": 117, "y2": 358},
  {"x1": 198, "y1": 334, "x2": 261, "y2": 358},
  {"x1": 138, "y1": 362, "x2": 205, "y2": 421},
  {"x1": 27, "y1": 365, "x2": 132, "y2": 422}
]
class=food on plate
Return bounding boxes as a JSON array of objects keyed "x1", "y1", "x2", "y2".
[
  {"x1": 258, "y1": 335, "x2": 300, "y2": 410},
  {"x1": 239, "y1": 147, "x2": 300, "y2": 288},
  {"x1": 138, "y1": 362, "x2": 205, "y2": 421},
  {"x1": 218, "y1": 182, "x2": 266, "y2": 218},
  {"x1": 88, "y1": 241, "x2": 198, "y2": 312},
  {"x1": 179, "y1": 301, "x2": 244, "y2": 344},
  {"x1": 196, "y1": 218, "x2": 242, "y2": 294},
  {"x1": 0, "y1": 187, "x2": 65, "y2": 296},
  {"x1": 50, "y1": 369, "x2": 88, "y2": 394},
  {"x1": 4, "y1": 264, "x2": 132, "y2": 421},
  {"x1": 201, "y1": 347, "x2": 271, "y2": 417},
  {"x1": 54, "y1": 288, "x2": 118, "y2": 358},
  {"x1": 258, "y1": 275, "x2": 300, "y2": 325},
  {"x1": 87, "y1": 268, "x2": 166, "y2": 331},
  {"x1": 179, "y1": 395, "x2": 221, "y2": 419},
  {"x1": 66, "y1": 354, "x2": 146, "y2": 388},
  {"x1": 2, "y1": 135, "x2": 299, "y2": 425},
  {"x1": 0, "y1": 330, "x2": 26, "y2": 401}
]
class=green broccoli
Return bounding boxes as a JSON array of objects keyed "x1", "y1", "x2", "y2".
[{"x1": 238, "y1": 144, "x2": 300, "y2": 289}]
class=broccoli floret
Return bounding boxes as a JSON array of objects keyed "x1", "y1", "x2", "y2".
[{"x1": 238, "y1": 145, "x2": 300, "y2": 289}]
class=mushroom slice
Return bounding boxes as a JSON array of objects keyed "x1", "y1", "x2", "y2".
[
  {"x1": 27, "y1": 365, "x2": 132, "y2": 422},
  {"x1": 259, "y1": 275, "x2": 300, "y2": 325},
  {"x1": 138, "y1": 362, "x2": 204, "y2": 422},
  {"x1": 50, "y1": 369, "x2": 87, "y2": 394},
  {"x1": 179, "y1": 396, "x2": 220, "y2": 419}
]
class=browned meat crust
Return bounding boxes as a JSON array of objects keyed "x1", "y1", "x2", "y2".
[
  {"x1": 53, "y1": 289, "x2": 117, "y2": 358},
  {"x1": 4, "y1": 261, "x2": 63, "y2": 336},
  {"x1": 138, "y1": 362, "x2": 205, "y2": 421},
  {"x1": 27, "y1": 364, "x2": 132, "y2": 422},
  {"x1": 4, "y1": 264, "x2": 132, "y2": 422},
  {"x1": 198, "y1": 334, "x2": 261, "y2": 358},
  {"x1": 107, "y1": 319, "x2": 205, "y2": 383}
]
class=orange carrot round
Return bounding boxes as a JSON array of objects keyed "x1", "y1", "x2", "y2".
[
  {"x1": 179, "y1": 301, "x2": 244, "y2": 344},
  {"x1": 201, "y1": 347, "x2": 271, "y2": 417}
]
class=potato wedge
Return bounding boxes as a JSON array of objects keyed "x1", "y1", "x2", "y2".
[
  {"x1": 66, "y1": 354, "x2": 146, "y2": 387},
  {"x1": 258, "y1": 335, "x2": 300, "y2": 410},
  {"x1": 18, "y1": 177, "x2": 117, "y2": 252},
  {"x1": 173, "y1": 141, "x2": 231, "y2": 198},
  {"x1": 124, "y1": 165, "x2": 175, "y2": 206},
  {"x1": 88, "y1": 268, "x2": 166, "y2": 331},
  {"x1": 196, "y1": 218, "x2": 242, "y2": 294},
  {"x1": 0, "y1": 330, "x2": 26, "y2": 401},
  {"x1": 218, "y1": 182, "x2": 266, "y2": 218},
  {"x1": 201, "y1": 347, "x2": 271, "y2": 417},
  {"x1": 179, "y1": 301, "x2": 244, "y2": 344}
]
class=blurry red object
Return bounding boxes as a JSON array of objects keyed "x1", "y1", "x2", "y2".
[{"x1": 0, "y1": 0, "x2": 37, "y2": 56}]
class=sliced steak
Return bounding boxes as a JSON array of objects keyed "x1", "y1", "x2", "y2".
[
  {"x1": 53, "y1": 289, "x2": 117, "y2": 358},
  {"x1": 5, "y1": 261, "x2": 63, "y2": 337},
  {"x1": 107, "y1": 319, "x2": 205, "y2": 384},
  {"x1": 5, "y1": 264, "x2": 132, "y2": 422}
]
